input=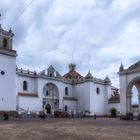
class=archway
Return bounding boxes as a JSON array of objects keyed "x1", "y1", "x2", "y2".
[
  {"x1": 126, "y1": 78, "x2": 140, "y2": 114},
  {"x1": 119, "y1": 60, "x2": 140, "y2": 116},
  {"x1": 45, "y1": 104, "x2": 51, "y2": 114},
  {"x1": 111, "y1": 108, "x2": 117, "y2": 118},
  {"x1": 43, "y1": 83, "x2": 59, "y2": 113}
]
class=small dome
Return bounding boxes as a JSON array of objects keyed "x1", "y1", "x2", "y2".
[
  {"x1": 104, "y1": 75, "x2": 111, "y2": 83},
  {"x1": 85, "y1": 71, "x2": 93, "y2": 79}
]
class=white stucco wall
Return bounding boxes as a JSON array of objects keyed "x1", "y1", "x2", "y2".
[
  {"x1": 90, "y1": 82, "x2": 108, "y2": 115},
  {"x1": 17, "y1": 75, "x2": 37, "y2": 93},
  {"x1": 0, "y1": 50, "x2": 117, "y2": 116},
  {"x1": 63, "y1": 100, "x2": 77, "y2": 112},
  {"x1": 18, "y1": 97, "x2": 40, "y2": 112},
  {"x1": 74, "y1": 82, "x2": 90, "y2": 112},
  {"x1": 0, "y1": 54, "x2": 16, "y2": 111}
]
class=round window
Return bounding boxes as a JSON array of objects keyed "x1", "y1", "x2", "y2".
[{"x1": 1, "y1": 71, "x2": 5, "y2": 75}]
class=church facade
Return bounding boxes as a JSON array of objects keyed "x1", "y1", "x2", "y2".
[{"x1": 0, "y1": 25, "x2": 120, "y2": 117}]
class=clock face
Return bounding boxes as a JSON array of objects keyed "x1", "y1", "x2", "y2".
[{"x1": 1, "y1": 71, "x2": 5, "y2": 75}]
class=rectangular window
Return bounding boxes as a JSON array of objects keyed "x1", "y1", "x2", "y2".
[
  {"x1": 65, "y1": 87, "x2": 68, "y2": 95},
  {"x1": 96, "y1": 87, "x2": 100, "y2": 94}
]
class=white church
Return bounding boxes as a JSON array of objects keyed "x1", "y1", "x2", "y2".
[{"x1": 0, "y1": 24, "x2": 120, "y2": 117}]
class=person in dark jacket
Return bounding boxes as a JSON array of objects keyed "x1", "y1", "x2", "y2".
[
  {"x1": 94, "y1": 114, "x2": 96, "y2": 120},
  {"x1": 3, "y1": 112, "x2": 9, "y2": 120}
]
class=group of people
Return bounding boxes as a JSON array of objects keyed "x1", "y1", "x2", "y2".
[{"x1": 2, "y1": 112, "x2": 97, "y2": 120}]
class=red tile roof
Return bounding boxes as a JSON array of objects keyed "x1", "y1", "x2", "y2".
[{"x1": 63, "y1": 70, "x2": 83, "y2": 79}]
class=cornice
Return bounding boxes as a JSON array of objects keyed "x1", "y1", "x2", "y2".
[{"x1": 0, "y1": 47, "x2": 17, "y2": 57}]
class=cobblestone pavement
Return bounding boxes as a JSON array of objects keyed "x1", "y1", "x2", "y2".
[{"x1": 0, "y1": 118, "x2": 140, "y2": 140}]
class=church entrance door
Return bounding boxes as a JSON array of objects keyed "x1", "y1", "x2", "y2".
[
  {"x1": 45, "y1": 104, "x2": 51, "y2": 114},
  {"x1": 111, "y1": 109, "x2": 117, "y2": 118}
]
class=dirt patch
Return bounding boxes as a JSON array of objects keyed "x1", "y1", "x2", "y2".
[{"x1": 0, "y1": 118, "x2": 140, "y2": 140}]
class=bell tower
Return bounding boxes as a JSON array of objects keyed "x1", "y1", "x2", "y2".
[
  {"x1": 0, "y1": 25, "x2": 16, "y2": 56},
  {"x1": 0, "y1": 15, "x2": 17, "y2": 114},
  {"x1": 0, "y1": 25, "x2": 14, "y2": 49}
]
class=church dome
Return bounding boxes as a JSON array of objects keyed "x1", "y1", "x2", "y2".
[
  {"x1": 63, "y1": 70, "x2": 83, "y2": 79},
  {"x1": 63, "y1": 64, "x2": 83, "y2": 79}
]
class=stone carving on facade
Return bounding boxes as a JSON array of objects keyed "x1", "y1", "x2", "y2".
[{"x1": 109, "y1": 92, "x2": 120, "y2": 103}]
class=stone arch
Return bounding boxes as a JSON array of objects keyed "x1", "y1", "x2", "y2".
[
  {"x1": 127, "y1": 77, "x2": 140, "y2": 94},
  {"x1": 126, "y1": 77, "x2": 140, "y2": 113},
  {"x1": 43, "y1": 83, "x2": 59, "y2": 113},
  {"x1": 119, "y1": 60, "x2": 140, "y2": 116},
  {"x1": 43, "y1": 83, "x2": 59, "y2": 98}
]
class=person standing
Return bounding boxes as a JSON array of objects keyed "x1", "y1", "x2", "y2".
[{"x1": 94, "y1": 114, "x2": 96, "y2": 120}]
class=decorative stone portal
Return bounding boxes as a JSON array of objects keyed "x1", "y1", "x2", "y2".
[
  {"x1": 119, "y1": 60, "x2": 140, "y2": 119},
  {"x1": 45, "y1": 104, "x2": 51, "y2": 114},
  {"x1": 43, "y1": 83, "x2": 59, "y2": 114}
]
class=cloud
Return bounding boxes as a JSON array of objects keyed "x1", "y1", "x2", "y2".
[{"x1": 1, "y1": 0, "x2": 140, "y2": 88}]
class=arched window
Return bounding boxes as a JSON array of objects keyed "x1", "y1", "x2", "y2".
[
  {"x1": 65, "y1": 87, "x2": 68, "y2": 95},
  {"x1": 65, "y1": 105, "x2": 68, "y2": 111},
  {"x1": 23, "y1": 81, "x2": 28, "y2": 91}
]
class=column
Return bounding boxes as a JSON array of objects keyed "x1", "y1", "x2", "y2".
[
  {"x1": 127, "y1": 93, "x2": 132, "y2": 113},
  {"x1": 0, "y1": 31, "x2": 2, "y2": 47},
  {"x1": 138, "y1": 94, "x2": 140, "y2": 113}
]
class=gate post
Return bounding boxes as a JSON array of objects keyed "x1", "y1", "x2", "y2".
[
  {"x1": 127, "y1": 93, "x2": 132, "y2": 113},
  {"x1": 138, "y1": 94, "x2": 140, "y2": 113}
]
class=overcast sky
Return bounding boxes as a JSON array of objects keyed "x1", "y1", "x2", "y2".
[{"x1": 1, "y1": 0, "x2": 140, "y2": 88}]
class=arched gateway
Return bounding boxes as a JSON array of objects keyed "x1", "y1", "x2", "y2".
[
  {"x1": 119, "y1": 61, "x2": 140, "y2": 117},
  {"x1": 43, "y1": 83, "x2": 59, "y2": 114}
]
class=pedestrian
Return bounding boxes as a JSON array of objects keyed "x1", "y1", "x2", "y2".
[
  {"x1": 94, "y1": 114, "x2": 96, "y2": 120},
  {"x1": 3, "y1": 112, "x2": 9, "y2": 120}
]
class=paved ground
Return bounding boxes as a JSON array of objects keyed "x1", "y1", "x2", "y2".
[{"x1": 0, "y1": 117, "x2": 140, "y2": 140}]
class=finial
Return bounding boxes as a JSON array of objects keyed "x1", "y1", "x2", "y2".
[
  {"x1": 9, "y1": 28, "x2": 12, "y2": 33},
  {"x1": 69, "y1": 63, "x2": 76, "y2": 71},
  {"x1": 0, "y1": 13, "x2": 1, "y2": 27},
  {"x1": 85, "y1": 71, "x2": 93, "y2": 79},
  {"x1": 119, "y1": 62, "x2": 124, "y2": 71}
]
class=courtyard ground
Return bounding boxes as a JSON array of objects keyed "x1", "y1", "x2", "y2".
[{"x1": 0, "y1": 117, "x2": 140, "y2": 140}]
